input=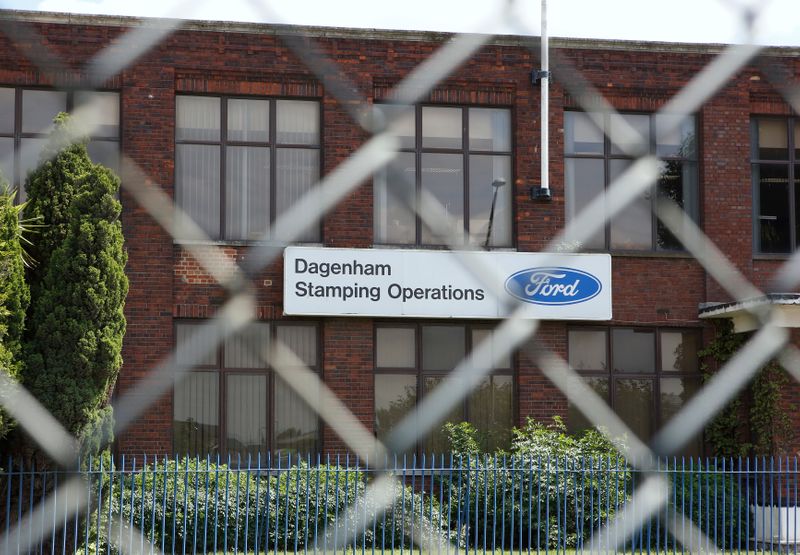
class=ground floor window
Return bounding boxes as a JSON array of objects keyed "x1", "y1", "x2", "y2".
[
  {"x1": 173, "y1": 321, "x2": 319, "y2": 457},
  {"x1": 567, "y1": 326, "x2": 703, "y2": 455},
  {"x1": 374, "y1": 323, "x2": 513, "y2": 454}
]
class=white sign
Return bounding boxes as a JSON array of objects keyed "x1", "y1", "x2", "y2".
[{"x1": 283, "y1": 247, "x2": 612, "y2": 320}]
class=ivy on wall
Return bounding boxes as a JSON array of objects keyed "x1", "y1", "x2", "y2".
[{"x1": 701, "y1": 320, "x2": 792, "y2": 456}]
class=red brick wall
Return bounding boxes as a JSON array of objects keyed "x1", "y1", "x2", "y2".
[{"x1": 2, "y1": 13, "x2": 799, "y2": 456}]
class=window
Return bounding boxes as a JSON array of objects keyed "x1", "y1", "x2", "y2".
[
  {"x1": 374, "y1": 105, "x2": 513, "y2": 247},
  {"x1": 564, "y1": 111, "x2": 697, "y2": 251},
  {"x1": 175, "y1": 96, "x2": 321, "y2": 242},
  {"x1": 173, "y1": 321, "x2": 320, "y2": 457},
  {"x1": 374, "y1": 323, "x2": 513, "y2": 453},
  {"x1": 752, "y1": 117, "x2": 800, "y2": 253},
  {"x1": 0, "y1": 88, "x2": 120, "y2": 202},
  {"x1": 567, "y1": 327, "x2": 702, "y2": 455}
]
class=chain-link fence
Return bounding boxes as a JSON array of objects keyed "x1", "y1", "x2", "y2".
[{"x1": 1, "y1": 0, "x2": 800, "y2": 552}]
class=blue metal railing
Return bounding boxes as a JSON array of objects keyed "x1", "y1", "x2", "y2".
[{"x1": 2, "y1": 454, "x2": 800, "y2": 553}]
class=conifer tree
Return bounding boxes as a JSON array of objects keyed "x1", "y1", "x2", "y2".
[
  {"x1": 0, "y1": 183, "x2": 30, "y2": 440},
  {"x1": 23, "y1": 114, "x2": 128, "y2": 453}
]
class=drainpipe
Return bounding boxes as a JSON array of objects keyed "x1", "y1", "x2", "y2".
[{"x1": 532, "y1": 0, "x2": 552, "y2": 201}]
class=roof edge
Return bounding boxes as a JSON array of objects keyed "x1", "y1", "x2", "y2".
[{"x1": 2, "y1": 9, "x2": 800, "y2": 56}]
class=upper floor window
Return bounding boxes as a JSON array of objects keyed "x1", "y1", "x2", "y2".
[
  {"x1": 175, "y1": 96, "x2": 321, "y2": 242},
  {"x1": 374, "y1": 322, "x2": 513, "y2": 454},
  {"x1": 173, "y1": 321, "x2": 320, "y2": 457},
  {"x1": 374, "y1": 105, "x2": 512, "y2": 247},
  {"x1": 567, "y1": 326, "x2": 702, "y2": 456},
  {"x1": 0, "y1": 88, "x2": 120, "y2": 201},
  {"x1": 752, "y1": 117, "x2": 800, "y2": 253},
  {"x1": 564, "y1": 111, "x2": 697, "y2": 251}
]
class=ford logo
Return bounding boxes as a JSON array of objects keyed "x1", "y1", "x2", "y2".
[{"x1": 504, "y1": 267, "x2": 602, "y2": 306}]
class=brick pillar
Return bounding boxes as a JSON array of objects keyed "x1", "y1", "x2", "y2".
[
  {"x1": 115, "y1": 63, "x2": 176, "y2": 456},
  {"x1": 322, "y1": 319, "x2": 374, "y2": 454},
  {"x1": 518, "y1": 321, "x2": 568, "y2": 425}
]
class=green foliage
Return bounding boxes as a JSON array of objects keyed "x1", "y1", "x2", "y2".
[
  {"x1": 442, "y1": 421, "x2": 481, "y2": 456},
  {"x1": 23, "y1": 113, "x2": 90, "y2": 288},
  {"x1": 750, "y1": 363, "x2": 792, "y2": 455},
  {"x1": 0, "y1": 183, "x2": 31, "y2": 439},
  {"x1": 442, "y1": 417, "x2": 626, "y2": 549},
  {"x1": 22, "y1": 113, "x2": 128, "y2": 452},
  {"x1": 441, "y1": 417, "x2": 745, "y2": 549},
  {"x1": 80, "y1": 457, "x2": 446, "y2": 553},
  {"x1": 701, "y1": 320, "x2": 792, "y2": 456}
]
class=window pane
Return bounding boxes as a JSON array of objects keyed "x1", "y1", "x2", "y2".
[
  {"x1": 422, "y1": 325, "x2": 465, "y2": 371},
  {"x1": 376, "y1": 327, "x2": 415, "y2": 368},
  {"x1": 612, "y1": 329, "x2": 655, "y2": 373},
  {"x1": 225, "y1": 146, "x2": 270, "y2": 240},
  {"x1": 375, "y1": 374, "x2": 417, "y2": 444},
  {"x1": 87, "y1": 141, "x2": 119, "y2": 174},
  {"x1": 275, "y1": 375, "x2": 318, "y2": 454},
  {"x1": 276, "y1": 100, "x2": 319, "y2": 145},
  {"x1": 176, "y1": 144, "x2": 221, "y2": 239},
  {"x1": 565, "y1": 158, "x2": 604, "y2": 249},
  {"x1": 568, "y1": 329, "x2": 607, "y2": 370},
  {"x1": 22, "y1": 90, "x2": 66, "y2": 134},
  {"x1": 757, "y1": 119, "x2": 788, "y2": 160},
  {"x1": 274, "y1": 148, "x2": 319, "y2": 241},
  {"x1": 176, "y1": 96, "x2": 220, "y2": 142},
  {"x1": 174, "y1": 371, "x2": 219, "y2": 455},
  {"x1": 0, "y1": 88, "x2": 13, "y2": 134},
  {"x1": 73, "y1": 91, "x2": 119, "y2": 138},
  {"x1": 276, "y1": 324, "x2": 317, "y2": 368},
  {"x1": 796, "y1": 165, "x2": 800, "y2": 249},
  {"x1": 755, "y1": 164, "x2": 791, "y2": 253},
  {"x1": 422, "y1": 106, "x2": 462, "y2": 149},
  {"x1": 614, "y1": 378, "x2": 654, "y2": 439},
  {"x1": 656, "y1": 160, "x2": 696, "y2": 250},
  {"x1": 224, "y1": 322, "x2": 270, "y2": 368},
  {"x1": 660, "y1": 377, "x2": 701, "y2": 456},
  {"x1": 420, "y1": 152, "x2": 463, "y2": 244},
  {"x1": 564, "y1": 112, "x2": 603, "y2": 155},
  {"x1": 609, "y1": 159, "x2": 652, "y2": 250},
  {"x1": 469, "y1": 108, "x2": 510, "y2": 152},
  {"x1": 374, "y1": 152, "x2": 416, "y2": 244},
  {"x1": 795, "y1": 124, "x2": 800, "y2": 159},
  {"x1": 660, "y1": 331, "x2": 699, "y2": 373},
  {"x1": 609, "y1": 113, "x2": 649, "y2": 156},
  {"x1": 226, "y1": 374, "x2": 267, "y2": 457},
  {"x1": 656, "y1": 114, "x2": 695, "y2": 158},
  {"x1": 568, "y1": 376, "x2": 608, "y2": 433},
  {"x1": 422, "y1": 375, "x2": 464, "y2": 453},
  {"x1": 469, "y1": 155, "x2": 511, "y2": 247},
  {"x1": 377, "y1": 104, "x2": 415, "y2": 149},
  {"x1": 228, "y1": 99, "x2": 269, "y2": 143},
  {"x1": 472, "y1": 328, "x2": 511, "y2": 369},
  {"x1": 19, "y1": 138, "x2": 48, "y2": 197},
  {"x1": 175, "y1": 323, "x2": 217, "y2": 366},
  {"x1": 468, "y1": 374, "x2": 512, "y2": 452},
  {"x1": 0, "y1": 137, "x2": 13, "y2": 187}
]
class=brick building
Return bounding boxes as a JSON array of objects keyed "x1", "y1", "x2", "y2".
[{"x1": 1, "y1": 10, "x2": 799, "y2": 457}]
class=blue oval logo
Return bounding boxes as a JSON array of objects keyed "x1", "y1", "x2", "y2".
[{"x1": 504, "y1": 267, "x2": 602, "y2": 306}]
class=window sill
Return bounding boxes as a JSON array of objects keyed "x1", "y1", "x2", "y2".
[
  {"x1": 371, "y1": 243, "x2": 517, "y2": 252},
  {"x1": 753, "y1": 253, "x2": 792, "y2": 261},
  {"x1": 583, "y1": 250, "x2": 695, "y2": 259},
  {"x1": 173, "y1": 239, "x2": 324, "y2": 248}
]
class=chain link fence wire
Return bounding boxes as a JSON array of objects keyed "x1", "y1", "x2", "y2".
[{"x1": 1, "y1": 0, "x2": 800, "y2": 551}]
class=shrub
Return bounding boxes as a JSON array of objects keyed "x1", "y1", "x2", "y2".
[
  {"x1": 443, "y1": 417, "x2": 626, "y2": 549},
  {"x1": 80, "y1": 457, "x2": 447, "y2": 553}
]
